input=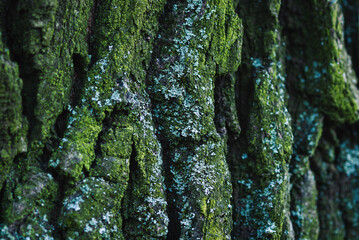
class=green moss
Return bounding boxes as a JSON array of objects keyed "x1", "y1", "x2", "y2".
[
  {"x1": 1, "y1": 171, "x2": 58, "y2": 239},
  {"x1": 50, "y1": 106, "x2": 101, "y2": 182},
  {"x1": 232, "y1": 1, "x2": 293, "y2": 239},
  {"x1": 90, "y1": 124, "x2": 133, "y2": 183},
  {"x1": 0, "y1": 33, "x2": 27, "y2": 189},
  {"x1": 60, "y1": 177, "x2": 124, "y2": 240},
  {"x1": 282, "y1": 0, "x2": 359, "y2": 123},
  {"x1": 2, "y1": 0, "x2": 169, "y2": 238},
  {"x1": 0, "y1": 1, "x2": 95, "y2": 185},
  {"x1": 148, "y1": 0, "x2": 242, "y2": 238},
  {"x1": 2, "y1": 0, "x2": 358, "y2": 238},
  {"x1": 47, "y1": 0, "x2": 169, "y2": 237},
  {"x1": 121, "y1": 121, "x2": 168, "y2": 238}
]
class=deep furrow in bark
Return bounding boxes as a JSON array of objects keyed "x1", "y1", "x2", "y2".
[{"x1": 121, "y1": 140, "x2": 136, "y2": 238}]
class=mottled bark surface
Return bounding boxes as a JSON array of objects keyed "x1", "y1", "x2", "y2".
[{"x1": 0, "y1": 0, "x2": 358, "y2": 239}]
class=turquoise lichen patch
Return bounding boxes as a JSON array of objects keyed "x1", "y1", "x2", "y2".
[
  {"x1": 148, "y1": 0, "x2": 242, "y2": 237},
  {"x1": 282, "y1": 0, "x2": 359, "y2": 123},
  {"x1": 232, "y1": 0, "x2": 294, "y2": 239},
  {"x1": 60, "y1": 177, "x2": 124, "y2": 239},
  {"x1": 290, "y1": 101, "x2": 323, "y2": 179},
  {"x1": 1, "y1": 171, "x2": 58, "y2": 239},
  {"x1": 290, "y1": 170, "x2": 319, "y2": 240}
]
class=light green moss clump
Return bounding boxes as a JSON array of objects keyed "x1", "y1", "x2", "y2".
[
  {"x1": 2, "y1": 0, "x2": 168, "y2": 238},
  {"x1": 0, "y1": 33, "x2": 27, "y2": 189},
  {"x1": 50, "y1": 0, "x2": 169, "y2": 238}
]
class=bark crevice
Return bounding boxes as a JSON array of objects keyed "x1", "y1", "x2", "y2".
[{"x1": 121, "y1": 139, "x2": 137, "y2": 238}]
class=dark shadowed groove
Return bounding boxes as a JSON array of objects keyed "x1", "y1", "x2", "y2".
[
  {"x1": 44, "y1": 112, "x2": 69, "y2": 239},
  {"x1": 231, "y1": 61, "x2": 255, "y2": 239},
  {"x1": 213, "y1": 73, "x2": 243, "y2": 236},
  {"x1": 0, "y1": 181, "x2": 6, "y2": 222},
  {"x1": 235, "y1": 64, "x2": 254, "y2": 156},
  {"x1": 48, "y1": 171, "x2": 68, "y2": 240},
  {"x1": 121, "y1": 140, "x2": 137, "y2": 238},
  {"x1": 146, "y1": 0, "x2": 181, "y2": 238},
  {"x1": 234, "y1": 1, "x2": 256, "y2": 161},
  {"x1": 71, "y1": 53, "x2": 87, "y2": 108},
  {"x1": 230, "y1": 7, "x2": 256, "y2": 235},
  {"x1": 3, "y1": 0, "x2": 43, "y2": 144},
  {"x1": 160, "y1": 134, "x2": 181, "y2": 239},
  {"x1": 48, "y1": 1, "x2": 100, "y2": 238},
  {"x1": 2, "y1": 0, "x2": 17, "y2": 53},
  {"x1": 87, "y1": 0, "x2": 100, "y2": 68},
  {"x1": 213, "y1": 75, "x2": 226, "y2": 135},
  {"x1": 0, "y1": 0, "x2": 9, "y2": 42},
  {"x1": 342, "y1": 0, "x2": 359, "y2": 78}
]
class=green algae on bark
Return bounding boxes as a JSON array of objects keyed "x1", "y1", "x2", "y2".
[
  {"x1": 148, "y1": 0, "x2": 242, "y2": 238},
  {"x1": 311, "y1": 127, "x2": 346, "y2": 240},
  {"x1": 232, "y1": 0, "x2": 293, "y2": 239},
  {"x1": 1, "y1": 0, "x2": 169, "y2": 238},
  {"x1": 1, "y1": 0, "x2": 359, "y2": 239},
  {"x1": 0, "y1": 33, "x2": 27, "y2": 190},
  {"x1": 286, "y1": 100, "x2": 322, "y2": 240},
  {"x1": 281, "y1": 0, "x2": 359, "y2": 123},
  {"x1": 280, "y1": 1, "x2": 359, "y2": 238},
  {"x1": 50, "y1": 0, "x2": 169, "y2": 238}
]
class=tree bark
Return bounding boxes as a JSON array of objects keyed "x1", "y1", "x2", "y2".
[{"x1": 0, "y1": 0, "x2": 358, "y2": 239}]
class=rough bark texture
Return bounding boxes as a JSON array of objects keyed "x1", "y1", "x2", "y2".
[{"x1": 0, "y1": 0, "x2": 358, "y2": 239}]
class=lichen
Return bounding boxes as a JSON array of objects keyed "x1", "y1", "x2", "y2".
[
  {"x1": 60, "y1": 177, "x2": 124, "y2": 239},
  {"x1": 232, "y1": 1, "x2": 293, "y2": 239},
  {"x1": 282, "y1": 0, "x2": 359, "y2": 124},
  {"x1": 1, "y1": 0, "x2": 359, "y2": 238},
  {"x1": 148, "y1": 0, "x2": 242, "y2": 238}
]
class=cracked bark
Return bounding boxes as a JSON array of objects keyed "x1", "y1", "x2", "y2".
[{"x1": 1, "y1": 0, "x2": 359, "y2": 239}]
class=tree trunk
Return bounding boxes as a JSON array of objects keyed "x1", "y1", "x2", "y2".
[{"x1": 0, "y1": 0, "x2": 358, "y2": 239}]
